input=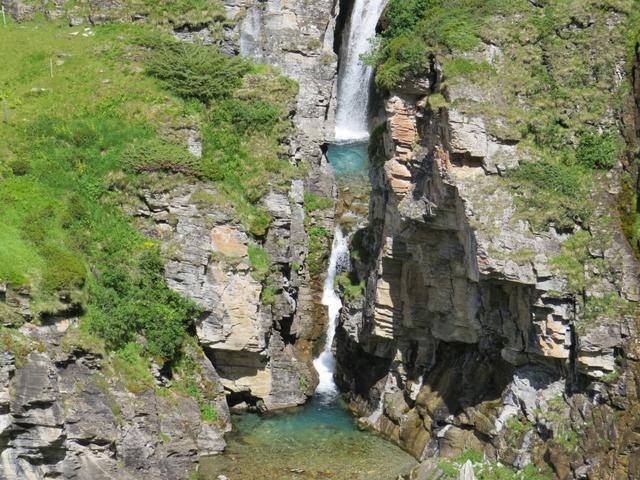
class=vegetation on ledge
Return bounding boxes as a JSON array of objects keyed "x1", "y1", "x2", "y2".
[{"x1": 0, "y1": 16, "x2": 299, "y2": 367}]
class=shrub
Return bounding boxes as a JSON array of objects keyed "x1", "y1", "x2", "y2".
[
  {"x1": 335, "y1": 271, "x2": 365, "y2": 302},
  {"x1": 147, "y1": 42, "x2": 250, "y2": 103},
  {"x1": 87, "y1": 248, "x2": 201, "y2": 361},
  {"x1": 576, "y1": 130, "x2": 623, "y2": 170},
  {"x1": 209, "y1": 98, "x2": 281, "y2": 135},
  {"x1": 125, "y1": 138, "x2": 200, "y2": 175},
  {"x1": 41, "y1": 245, "x2": 86, "y2": 292},
  {"x1": 372, "y1": 35, "x2": 429, "y2": 89}
]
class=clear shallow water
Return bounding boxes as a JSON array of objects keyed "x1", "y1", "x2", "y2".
[
  {"x1": 327, "y1": 142, "x2": 368, "y2": 178},
  {"x1": 200, "y1": 397, "x2": 417, "y2": 480}
]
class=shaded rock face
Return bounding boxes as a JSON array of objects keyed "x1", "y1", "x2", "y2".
[
  {"x1": 336, "y1": 59, "x2": 640, "y2": 478},
  {"x1": 0, "y1": 334, "x2": 230, "y2": 479},
  {"x1": 136, "y1": 182, "x2": 317, "y2": 410}
]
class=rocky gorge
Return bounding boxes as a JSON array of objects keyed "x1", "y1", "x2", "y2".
[{"x1": 0, "y1": 0, "x2": 639, "y2": 479}]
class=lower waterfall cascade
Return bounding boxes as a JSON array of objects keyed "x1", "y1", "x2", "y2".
[{"x1": 312, "y1": 227, "x2": 350, "y2": 401}]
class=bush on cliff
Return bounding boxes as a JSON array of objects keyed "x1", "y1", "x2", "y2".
[
  {"x1": 146, "y1": 42, "x2": 250, "y2": 103},
  {"x1": 145, "y1": 40, "x2": 298, "y2": 236}
]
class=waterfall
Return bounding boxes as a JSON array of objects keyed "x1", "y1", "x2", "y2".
[
  {"x1": 313, "y1": 228, "x2": 350, "y2": 401},
  {"x1": 334, "y1": 0, "x2": 388, "y2": 142}
]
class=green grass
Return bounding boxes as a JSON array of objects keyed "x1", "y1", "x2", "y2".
[
  {"x1": 303, "y1": 192, "x2": 333, "y2": 214},
  {"x1": 0, "y1": 18, "x2": 303, "y2": 368},
  {"x1": 549, "y1": 230, "x2": 591, "y2": 293},
  {"x1": 260, "y1": 286, "x2": 277, "y2": 306},
  {"x1": 307, "y1": 226, "x2": 330, "y2": 277},
  {"x1": 172, "y1": 343, "x2": 224, "y2": 424},
  {"x1": 505, "y1": 159, "x2": 593, "y2": 231},
  {"x1": 600, "y1": 368, "x2": 621, "y2": 383},
  {"x1": 110, "y1": 342, "x2": 156, "y2": 394},
  {"x1": 437, "y1": 449, "x2": 553, "y2": 479},
  {"x1": 25, "y1": 0, "x2": 226, "y2": 27},
  {"x1": 620, "y1": 176, "x2": 640, "y2": 259},
  {"x1": 335, "y1": 272, "x2": 365, "y2": 302},
  {"x1": 248, "y1": 244, "x2": 271, "y2": 281},
  {"x1": 145, "y1": 40, "x2": 299, "y2": 236},
  {"x1": 0, "y1": 327, "x2": 42, "y2": 367}
]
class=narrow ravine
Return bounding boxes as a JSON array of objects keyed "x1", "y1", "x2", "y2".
[{"x1": 200, "y1": 1, "x2": 417, "y2": 477}]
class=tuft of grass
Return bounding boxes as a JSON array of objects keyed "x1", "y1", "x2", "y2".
[
  {"x1": 260, "y1": 286, "x2": 277, "y2": 306},
  {"x1": 307, "y1": 226, "x2": 330, "y2": 277},
  {"x1": 124, "y1": 137, "x2": 200, "y2": 175},
  {"x1": 600, "y1": 369, "x2": 621, "y2": 383},
  {"x1": 549, "y1": 230, "x2": 591, "y2": 293},
  {"x1": 247, "y1": 244, "x2": 271, "y2": 281},
  {"x1": 110, "y1": 342, "x2": 156, "y2": 394},
  {"x1": 303, "y1": 192, "x2": 333, "y2": 214}
]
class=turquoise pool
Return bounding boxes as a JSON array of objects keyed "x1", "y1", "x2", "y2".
[
  {"x1": 327, "y1": 141, "x2": 369, "y2": 178},
  {"x1": 200, "y1": 397, "x2": 417, "y2": 479}
]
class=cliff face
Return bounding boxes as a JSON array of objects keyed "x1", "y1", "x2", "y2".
[
  {"x1": 0, "y1": 322, "x2": 231, "y2": 479},
  {"x1": 0, "y1": 0, "x2": 341, "y2": 477},
  {"x1": 336, "y1": 5, "x2": 640, "y2": 479}
]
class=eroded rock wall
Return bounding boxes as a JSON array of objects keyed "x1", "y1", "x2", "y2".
[
  {"x1": 0, "y1": 323, "x2": 230, "y2": 480},
  {"x1": 336, "y1": 54, "x2": 640, "y2": 479}
]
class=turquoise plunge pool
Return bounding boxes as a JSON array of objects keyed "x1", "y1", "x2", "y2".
[{"x1": 200, "y1": 397, "x2": 417, "y2": 479}]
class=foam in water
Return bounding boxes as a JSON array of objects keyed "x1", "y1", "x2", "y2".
[
  {"x1": 313, "y1": 228, "x2": 350, "y2": 401},
  {"x1": 335, "y1": 0, "x2": 389, "y2": 142}
]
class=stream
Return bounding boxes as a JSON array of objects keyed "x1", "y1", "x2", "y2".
[{"x1": 200, "y1": 1, "x2": 414, "y2": 478}]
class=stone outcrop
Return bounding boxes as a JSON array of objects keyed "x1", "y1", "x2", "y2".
[
  {"x1": 336, "y1": 39, "x2": 640, "y2": 480},
  {"x1": 0, "y1": 315, "x2": 230, "y2": 479},
  {"x1": 136, "y1": 182, "x2": 318, "y2": 410}
]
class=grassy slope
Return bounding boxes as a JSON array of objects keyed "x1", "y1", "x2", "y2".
[{"x1": 0, "y1": 14, "x2": 298, "y2": 377}]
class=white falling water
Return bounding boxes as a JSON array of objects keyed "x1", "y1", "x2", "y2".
[
  {"x1": 313, "y1": 228, "x2": 350, "y2": 401},
  {"x1": 335, "y1": 0, "x2": 388, "y2": 142}
]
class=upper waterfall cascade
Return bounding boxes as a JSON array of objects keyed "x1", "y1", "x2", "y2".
[
  {"x1": 334, "y1": 0, "x2": 388, "y2": 142},
  {"x1": 313, "y1": 228, "x2": 350, "y2": 401}
]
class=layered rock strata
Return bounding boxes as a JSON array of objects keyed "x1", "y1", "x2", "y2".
[
  {"x1": 336, "y1": 47, "x2": 640, "y2": 480},
  {"x1": 0, "y1": 318, "x2": 230, "y2": 479}
]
